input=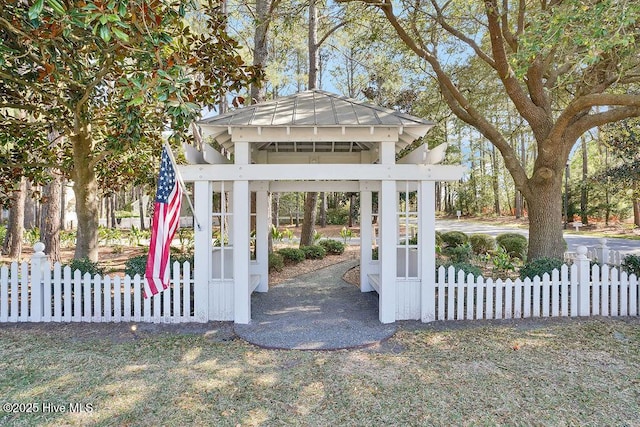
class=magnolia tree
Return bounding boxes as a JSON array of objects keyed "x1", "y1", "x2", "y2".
[
  {"x1": 0, "y1": 0, "x2": 262, "y2": 260},
  {"x1": 342, "y1": 0, "x2": 640, "y2": 260}
]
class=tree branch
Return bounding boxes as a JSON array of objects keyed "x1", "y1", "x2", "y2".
[{"x1": 566, "y1": 106, "x2": 640, "y2": 144}]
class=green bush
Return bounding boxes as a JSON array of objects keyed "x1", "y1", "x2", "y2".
[
  {"x1": 277, "y1": 247, "x2": 306, "y2": 264},
  {"x1": 0, "y1": 225, "x2": 6, "y2": 245},
  {"x1": 125, "y1": 255, "x2": 148, "y2": 277},
  {"x1": 435, "y1": 231, "x2": 443, "y2": 247},
  {"x1": 496, "y1": 233, "x2": 528, "y2": 259},
  {"x1": 301, "y1": 245, "x2": 326, "y2": 260},
  {"x1": 621, "y1": 254, "x2": 640, "y2": 277},
  {"x1": 269, "y1": 253, "x2": 284, "y2": 272},
  {"x1": 319, "y1": 239, "x2": 345, "y2": 255},
  {"x1": 443, "y1": 242, "x2": 473, "y2": 263},
  {"x1": 64, "y1": 257, "x2": 105, "y2": 276},
  {"x1": 326, "y1": 207, "x2": 349, "y2": 225},
  {"x1": 436, "y1": 262, "x2": 482, "y2": 280},
  {"x1": 469, "y1": 233, "x2": 496, "y2": 254},
  {"x1": 519, "y1": 258, "x2": 564, "y2": 280},
  {"x1": 440, "y1": 231, "x2": 469, "y2": 248},
  {"x1": 372, "y1": 247, "x2": 379, "y2": 260}
]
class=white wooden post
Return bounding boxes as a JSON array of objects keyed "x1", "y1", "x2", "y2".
[
  {"x1": 420, "y1": 180, "x2": 436, "y2": 322},
  {"x1": 234, "y1": 141, "x2": 251, "y2": 323},
  {"x1": 30, "y1": 242, "x2": 46, "y2": 322},
  {"x1": 193, "y1": 180, "x2": 211, "y2": 322},
  {"x1": 255, "y1": 188, "x2": 269, "y2": 292},
  {"x1": 575, "y1": 245, "x2": 591, "y2": 316},
  {"x1": 379, "y1": 179, "x2": 397, "y2": 323},
  {"x1": 597, "y1": 238, "x2": 610, "y2": 265},
  {"x1": 233, "y1": 180, "x2": 250, "y2": 324},
  {"x1": 359, "y1": 183, "x2": 373, "y2": 292}
]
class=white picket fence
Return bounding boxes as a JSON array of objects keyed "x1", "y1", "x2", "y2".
[
  {"x1": 0, "y1": 251, "x2": 194, "y2": 323},
  {"x1": 433, "y1": 256, "x2": 639, "y2": 322}
]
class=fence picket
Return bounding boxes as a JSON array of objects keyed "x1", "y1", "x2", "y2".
[
  {"x1": 523, "y1": 278, "x2": 532, "y2": 318},
  {"x1": 570, "y1": 264, "x2": 579, "y2": 317},
  {"x1": 456, "y1": 271, "x2": 465, "y2": 320},
  {"x1": 494, "y1": 278, "x2": 503, "y2": 319},
  {"x1": 620, "y1": 271, "x2": 628, "y2": 317},
  {"x1": 437, "y1": 267, "x2": 445, "y2": 320},
  {"x1": 541, "y1": 273, "x2": 550, "y2": 317},
  {"x1": 20, "y1": 262, "x2": 29, "y2": 321},
  {"x1": 172, "y1": 261, "x2": 181, "y2": 322},
  {"x1": 447, "y1": 267, "x2": 455, "y2": 320},
  {"x1": 93, "y1": 275, "x2": 102, "y2": 322},
  {"x1": 601, "y1": 265, "x2": 610, "y2": 317},
  {"x1": 533, "y1": 276, "x2": 541, "y2": 317},
  {"x1": 104, "y1": 277, "x2": 112, "y2": 322},
  {"x1": 53, "y1": 263, "x2": 62, "y2": 322},
  {"x1": 83, "y1": 273, "x2": 92, "y2": 322},
  {"x1": 124, "y1": 275, "x2": 132, "y2": 321},
  {"x1": 476, "y1": 277, "x2": 485, "y2": 320},
  {"x1": 630, "y1": 275, "x2": 637, "y2": 315},
  {"x1": 42, "y1": 262, "x2": 52, "y2": 322},
  {"x1": 561, "y1": 265, "x2": 569, "y2": 316},
  {"x1": 184, "y1": 262, "x2": 192, "y2": 321},
  {"x1": 72, "y1": 268, "x2": 81, "y2": 322},
  {"x1": 466, "y1": 274, "x2": 476, "y2": 320},
  {"x1": 551, "y1": 269, "x2": 559, "y2": 317},
  {"x1": 10, "y1": 263, "x2": 18, "y2": 322},
  {"x1": 113, "y1": 276, "x2": 121, "y2": 322},
  {"x1": 513, "y1": 278, "x2": 522, "y2": 318},
  {"x1": 485, "y1": 276, "x2": 494, "y2": 320},
  {"x1": 1, "y1": 266, "x2": 8, "y2": 322},
  {"x1": 592, "y1": 265, "x2": 601, "y2": 316},
  {"x1": 134, "y1": 275, "x2": 142, "y2": 321},
  {"x1": 504, "y1": 279, "x2": 513, "y2": 319},
  {"x1": 611, "y1": 268, "x2": 619, "y2": 317}
]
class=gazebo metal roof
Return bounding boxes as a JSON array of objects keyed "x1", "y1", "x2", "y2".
[{"x1": 196, "y1": 89, "x2": 435, "y2": 157}]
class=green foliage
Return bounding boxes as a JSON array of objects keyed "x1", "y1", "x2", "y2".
[
  {"x1": 496, "y1": 233, "x2": 528, "y2": 259},
  {"x1": 271, "y1": 226, "x2": 283, "y2": 242},
  {"x1": 435, "y1": 231, "x2": 443, "y2": 247},
  {"x1": 127, "y1": 225, "x2": 148, "y2": 246},
  {"x1": 177, "y1": 228, "x2": 194, "y2": 254},
  {"x1": 98, "y1": 226, "x2": 122, "y2": 246},
  {"x1": 301, "y1": 245, "x2": 326, "y2": 260},
  {"x1": 491, "y1": 246, "x2": 516, "y2": 274},
  {"x1": 443, "y1": 242, "x2": 473, "y2": 264},
  {"x1": 436, "y1": 262, "x2": 482, "y2": 280},
  {"x1": 281, "y1": 228, "x2": 295, "y2": 241},
  {"x1": 621, "y1": 255, "x2": 640, "y2": 277},
  {"x1": 277, "y1": 247, "x2": 306, "y2": 264},
  {"x1": 520, "y1": 258, "x2": 564, "y2": 280},
  {"x1": 340, "y1": 227, "x2": 354, "y2": 243},
  {"x1": 23, "y1": 227, "x2": 40, "y2": 246},
  {"x1": 319, "y1": 239, "x2": 345, "y2": 255},
  {"x1": 326, "y1": 207, "x2": 349, "y2": 225},
  {"x1": 372, "y1": 247, "x2": 379, "y2": 260},
  {"x1": 60, "y1": 230, "x2": 76, "y2": 248},
  {"x1": 312, "y1": 230, "x2": 323, "y2": 243},
  {"x1": 440, "y1": 231, "x2": 469, "y2": 248},
  {"x1": 125, "y1": 255, "x2": 148, "y2": 277},
  {"x1": 64, "y1": 258, "x2": 105, "y2": 276},
  {"x1": 269, "y1": 253, "x2": 284, "y2": 272},
  {"x1": 0, "y1": 225, "x2": 6, "y2": 245},
  {"x1": 469, "y1": 233, "x2": 496, "y2": 254}
]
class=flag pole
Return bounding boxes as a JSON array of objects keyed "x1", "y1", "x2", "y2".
[{"x1": 163, "y1": 141, "x2": 202, "y2": 231}]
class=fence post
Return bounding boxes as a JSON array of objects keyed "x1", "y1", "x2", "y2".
[
  {"x1": 596, "y1": 238, "x2": 610, "y2": 265},
  {"x1": 575, "y1": 245, "x2": 590, "y2": 316},
  {"x1": 30, "y1": 242, "x2": 47, "y2": 321}
]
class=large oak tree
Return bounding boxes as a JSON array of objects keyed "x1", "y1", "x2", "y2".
[{"x1": 343, "y1": 0, "x2": 640, "y2": 259}]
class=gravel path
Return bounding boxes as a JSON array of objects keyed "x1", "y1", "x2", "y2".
[{"x1": 234, "y1": 260, "x2": 397, "y2": 350}]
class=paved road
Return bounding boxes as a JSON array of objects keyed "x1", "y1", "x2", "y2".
[{"x1": 434, "y1": 219, "x2": 640, "y2": 256}]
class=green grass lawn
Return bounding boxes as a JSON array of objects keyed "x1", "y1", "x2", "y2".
[{"x1": 1, "y1": 318, "x2": 639, "y2": 426}]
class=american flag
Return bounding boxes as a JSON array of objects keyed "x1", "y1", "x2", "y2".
[{"x1": 144, "y1": 146, "x2": 182, "y2": 298}]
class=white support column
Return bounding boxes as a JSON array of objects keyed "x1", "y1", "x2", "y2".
[
  {"x1": 420, "y1": 180, "x2": 436, "y2": 322},
  {"x1": 193, "y1": 180, "x2": 212, "y2": 323},
  {"x1": 379, "y1": 141, "x2": 396, "y2": 165},
  {"x1": 255, "y1": 189, "x2": 269, "y2": 292},
  {"x1": 233, "y1": 180, "x2": 251, "y2": 324},
  {"x1": 379, "y1": 180, "x2": 397, "y2": 323},
  {"x1": 360, "y1": 185, "x2": 374, "y2": 292}
]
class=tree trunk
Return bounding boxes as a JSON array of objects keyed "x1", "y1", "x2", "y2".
[
  {"x1": 581, "y1": 136, "x2": 588, "y2": 225},
  {"x1": 40, "y1": 172, "x2": 62, "y2": 263},
  {"x1": 251, "y1": 0, "x2": 270, "y2": 104},
  {"x1": 23, "y1": 180, "x2": 36, "y2": 229},
  {"x1": 60, "y1": 176, "x2": 67, "y2": 229},
  {"x1": 634, "y1": 182, "x2": 640, "y2": 228},
  {"x1": 138, "y1": 186, "x2": 146, "y2": 230},
  {"x1": 525, "y1": 174, "x2": 565, "y2": 261},
  {"x1": 71, "y1": 130, "x2": 100, "y2": 261},
  {"x1": 299, "y1": 192, "x2": 318, "y2": 247},
  {"x1": 319, "y1": 192, "x2": 327, "y2": 227},
  {"x1": 110, "y1": 196, "x2": 117, "y2": 228},
  {"x1": 2, "y1": 177, "x2": 26, "y2": 258},
  {"x1": 491, "y1": 146, "x2": 501, "y2": 215}
]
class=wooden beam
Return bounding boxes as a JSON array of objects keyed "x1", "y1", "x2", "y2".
[
  {"x1": 178, "y1": 164, "x2": 465, "y2": 182},
  {"x1": 217, "y1": 126, "x2": 401, "y2": 143}
]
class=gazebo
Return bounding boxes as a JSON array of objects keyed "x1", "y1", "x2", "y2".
[{"x1": 179, "y1": 89, "x2": 464, "y2": 324}]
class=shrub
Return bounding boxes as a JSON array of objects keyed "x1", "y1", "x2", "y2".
[
  {"x1": 125, "y1": 255, "x2": 148, "y2": 277},
  {"x1": 621, "y1": 254, "x2": 640, "y2": 277},
  {"x1": 269, "y1": 253, "x2": 284, "y2": 272},
  {"x1": 436, "y1": 262, "x2": 482, "y2": 280},
  {"x1": 301, "y1": 245, "x2": 326, "y2": 259},
  {"x1": 277, "y1": 247, "x2": 306, "y2": 264},
  {"x1": 435, "y1": 231, "x2": 443, "y2": 247},
  {"x1": 440, "y1": 231, "x2": 469, "y2": 248},
  {"x1": 0, "y1": 225, "x2": 6, "y2": 245},
  {"x1": 319, "y1": 239, "x2": 345, "y2": 255},
  {"x1": 496, "y1": 233, "x2": 528, "y2": 259},
  {"x1": 372, "y1": 247, "x2": 379, "y2": 260},
  {"x1": 469, "y1": 233, "x2": 496, "y2": 254},
  {"x1": 326, "y1": 207, "x2": 349, "y2": 225},
  {"x1": 64, "y1": 257, "x2": 105, "y2": 276},
  {"x1": 519, "y1": 258, "x2": 564, "y2": 280},
  {"x1": 491, "y1": 245, "x2": 516, "y2": 274},
  {"x1": 443, "y1": 242, "x2": 473, "y2": 263}
]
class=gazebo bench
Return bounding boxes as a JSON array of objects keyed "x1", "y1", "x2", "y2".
[{"x1": 367, "y1": 274, "x2": 381, "y2": 293}]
